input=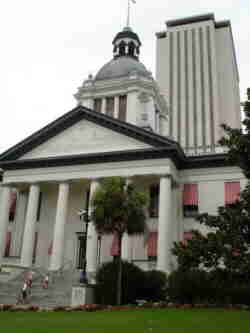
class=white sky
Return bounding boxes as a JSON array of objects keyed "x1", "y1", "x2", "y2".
[{"x1": 0, "y1": 0, "x2": 249, "y2": 154}]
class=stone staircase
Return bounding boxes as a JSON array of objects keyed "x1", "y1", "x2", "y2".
[{"x1": 0, "y1": 266, "x2": 80, "y2": 307}]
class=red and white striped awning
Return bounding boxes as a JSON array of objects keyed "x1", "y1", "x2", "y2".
[
  {"x1": 183, "y1": 184, "x2": 198, "y2": 205},
  {"x1": 110, "y1": 233, "x2": 120, "y2": 256},
  {"x1": 225, "y1": 182, "x2": 240, "y2": 205},
  {"x1": 147, "y1": 232, "x2": 158, "y2": 257}
]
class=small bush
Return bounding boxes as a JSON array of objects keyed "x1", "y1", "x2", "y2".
[
  {"x1": 167, "y1": 269, "x2": 210, "y2": 304},
  {"x1": 95, "y1": 261, "x2": 145, "y2": 305},
  {"x1": 167, "y1": 269, "x2": 250, "y2": 305},
  {"x1": 141, "y1": 270, "x2": 167, "y2": 302}
]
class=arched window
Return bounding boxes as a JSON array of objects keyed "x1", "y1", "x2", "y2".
[
  {"x1": 128, "y1": 42, "x2": 135, "y2": 57},
  {"x1": 119, "y1": 41, "x2": 126, "y2": 56}
]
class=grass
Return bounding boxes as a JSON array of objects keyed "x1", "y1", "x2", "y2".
[{"x1": 0, "y1": 309, "x2": 250, "y2": 333}]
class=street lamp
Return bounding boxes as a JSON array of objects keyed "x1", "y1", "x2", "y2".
[{"x1": 78, "y1": 208, "x2": 90, "y2": 284}]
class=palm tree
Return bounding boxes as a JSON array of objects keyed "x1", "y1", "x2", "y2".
[{"x1": 91, "y1": 177, "x2": 148, "y2": 305}]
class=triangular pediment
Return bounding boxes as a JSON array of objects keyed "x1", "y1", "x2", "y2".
[
  {"x1": 0, "y1": 106, "x2": 180, "y2": 165},
  {"x1": 19, "y1": 119, "x2": 151, "y2": 159}
]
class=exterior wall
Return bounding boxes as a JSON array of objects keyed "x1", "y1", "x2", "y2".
[
  {"x1": 215, "y1": 26, "x2": 241, "y2": 129},
  {"x1": 1, "y1": 163, "x2": 247, "y2": 272},
  {"x1": 180, "y1": 166, "x2": 245, "y2": 234},
  {"x1": 156, "y1": 18, "x2": 240, "y2": 154}
]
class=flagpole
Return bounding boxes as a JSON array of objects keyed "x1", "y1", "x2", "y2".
[{"x1": 127, "y1": 0, "x2": 130, "y2": 27}]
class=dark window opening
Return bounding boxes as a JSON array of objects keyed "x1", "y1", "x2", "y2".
[
  {"x1": 118, "y1": 95, "x2": 127, "y2": 121},
  {"x1": 106, "y1": 97, "x2": 114, "y2": 117},
  {"x1": 76, "y1": 233, "x2": 87, "y2": 269},
  {"x1": 9, "y1": 191, "x2": 17, "y2": 222},
  {"x1": 36, "y1": 192, "x2": 43, "y2": 221},
  {"x1": 119, "y1": 41, "x2": 126, "y2": 56},
  {"x1": 149, "y1": 185, "x2": 159, "y2": 218},
  {"x1": 183, "y1": 205, "x2": 199, "y2": 217},
  {"x1": 94, "y1": 98, "x2": 102, "y2": 113}
]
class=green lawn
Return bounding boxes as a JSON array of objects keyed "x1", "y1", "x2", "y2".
[{"x1": 0, "y1": 309, "x2": 249, "y2": 333}]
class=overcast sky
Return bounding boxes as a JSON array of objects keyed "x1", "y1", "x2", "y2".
[{"x1": 0, "y1": 0, "x2": 249, "y2": 153}]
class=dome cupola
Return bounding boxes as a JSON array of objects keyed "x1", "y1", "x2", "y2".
[{"x1": 112, "y1": 26, "x2": 141, "y2": 60}]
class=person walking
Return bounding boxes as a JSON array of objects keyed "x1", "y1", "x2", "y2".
[
  {"x1": 22, "y1": 281, "x2": 28, "y2": 304},
  {"x1": 42, "y1": 275, "x2": 49, "y2": 289}
]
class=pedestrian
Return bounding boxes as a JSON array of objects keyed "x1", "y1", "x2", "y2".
[
  {"x1": 79, "y1": 270, "x2": 88, "y2": 284},
  {"x1": 42, "y1": 275, "x2": 49, "y2": 289},
  {"x1": 22, "y1": 281, "x2": 28, "y2": 304},
  {"x1": 26, "y1": 271, "x2": 34, "y2": 288}
]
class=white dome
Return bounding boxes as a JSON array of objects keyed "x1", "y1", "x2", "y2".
[{"x1": 95, "y1": 56, "x2": 150, "y2": 81}]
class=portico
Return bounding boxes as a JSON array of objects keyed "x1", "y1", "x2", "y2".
[{"x1": 0, "y1": 157, "x2": 178, "y2": 276}]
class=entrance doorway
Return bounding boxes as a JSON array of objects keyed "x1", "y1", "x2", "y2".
[{"x1": 76, "y1": 233, "x2": 86, "y2": 269}]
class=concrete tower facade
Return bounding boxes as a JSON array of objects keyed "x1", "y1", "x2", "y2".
[{"x1": 156, "y1": 13, "x2": 241, "y2": 155}]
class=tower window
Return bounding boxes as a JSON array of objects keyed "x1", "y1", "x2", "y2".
[
  {"x1": 106, "y1": 97, "x2": 114, "y2": 117},
  {"x1": 94, "y1": 98, "x2": 102, "y2": 113},
  {"x1": 118, "y1": 95, "x2": 127, "y2": 121},
  {"x1": 183, "y1": 184, "x2": 199, "y2": 217}
]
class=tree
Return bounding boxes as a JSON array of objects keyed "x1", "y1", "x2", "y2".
[
  {"x1": 172, "y1": 88, "x2": 250, "y2": 280},
  {"x1": 91, "y1": 177, "x2": 148, "y2": 305}
]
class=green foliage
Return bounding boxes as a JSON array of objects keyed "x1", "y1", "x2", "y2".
[
  {"x1": 91, "y1": 177, "x2": 149, "y2": 305},
  {"x1": 167, "y1": 269, "x2": 250, "y2": 305},
  {"x1": 220, "y1": 87, "x2": 250, "y2": 179},
  {"x1": 91, "y1": 177, "x2": 148, "y2": 236},
  {"x1": 95, "y1": 262, "x2": 167, "y2": 305},
  {"x1": 142, "y1": 270, "x2": 167, "y2": 302},
  {"x1": 172, "y1": 88, "x2": 250, "y2": 278},
  {"x1": 95, "y1": 261, "x2": 145, "y2": 305},
  {"x1": 167, "y1": 269, "x2": 210, "y2": 304}
]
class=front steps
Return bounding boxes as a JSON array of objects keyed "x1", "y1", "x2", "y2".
[{"x1": 0, "y1": 267, "x2": 80, "y2": 307}]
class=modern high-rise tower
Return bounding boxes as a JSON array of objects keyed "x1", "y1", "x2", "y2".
[{"x1": 156, "y1": 13, "x2": 241, "y2": 155}]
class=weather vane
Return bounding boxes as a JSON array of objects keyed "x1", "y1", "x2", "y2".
[{"x1": 127, "y1": 0, "x2": 136, "y2": 27}]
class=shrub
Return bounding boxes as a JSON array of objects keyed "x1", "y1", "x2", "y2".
[
  {"x1": 141, "y1": 270, "x2": 167, "y2": 302},
  {"x1": 167, "y1": 269, "x2": 210, "y2": 304},
  {"x1": 95, "y1": 261, "x2": 145, "y2": 305},
  {"x1": 167, "y1": 269, "x2": 250, "y2": 306}
]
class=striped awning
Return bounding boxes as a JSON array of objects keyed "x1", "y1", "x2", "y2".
[
  {"x1": 183, "y1": 184, "x2": 198, "y2": 205},
  {"x1": 147, "y1": 232, "x2": 158, "y2": 257},
  {"x1": 110, "y1": 233, "x2": 120, "y2": 256},
  {"x1": 9, "y1": 191, "x2": 17, "y2": 220},
  {"x1": 225, "y1": 182, "x2": 240, "y2": 205}
]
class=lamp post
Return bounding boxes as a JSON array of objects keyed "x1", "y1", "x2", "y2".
[{"x1": 78, "y1": 208, "x2": 90, "y2": 284}]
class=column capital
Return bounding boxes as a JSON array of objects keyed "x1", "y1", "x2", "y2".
[{"x1": 159, "y1": 174, "x2": 171, "y2": 179}]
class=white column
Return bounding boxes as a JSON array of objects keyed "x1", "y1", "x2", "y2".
[
  {"x1": 121, "y1": 178, "x2": 132, "y2": 261},
  {"x1": 101, "y1": 98, "x2": 106, "y2": 114},
  {"x1": 157, "y1": 175, "x2": 172, "y2": 273},
  {"x1": 121, "y1": 233, "x2": 132, "y2": 261},
  {"x1": 21, "y1": 184, "x2": 40, "y2": 267},
  {"x1": 114, "y1": 96, "x2": 119, "y2": 119},
  {"x1": 86, "y1": 180, "x2": 99, "y2": 280},
  {"x1": 0, "y1": 186, "x2": 12, "y2": 266},
  {"x1": 50, "y1": 182, "x2": 70, "y2": 271}
]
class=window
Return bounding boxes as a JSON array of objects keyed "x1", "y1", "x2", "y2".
[
  {"x1": 32, "y1": 232, "x2": 38, "y2": 264},
  {"x1": 4, "y1": 232, "x2": 12, "y2": 257},
  {"x1": 94, "y1": 98, "x2": 102, "y2": 113},
  {"x1": 149, "y1": 185, "x2": 159, "y2": 218},
  {"x1": 225, "y1": 182, "x2": 240, "y2": 206},
  {"x1": 36, "y1": 192, "x2": 43, "y2": 221},
  {"x1": 147, "y1": 232, "x2": 157, "y2": 261},
  {"x1": 9, "y1": 191, "x2": 17, "y2": 222},
  {"x1": 106, "y1": 97, "x2": 114, "y2": 117},
  {"x1": 183, "y1": 184, "x2": 198, "y2": 217},
  {"x1": 118, "y1": 95, "x2": 127, "y2": 121}
]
